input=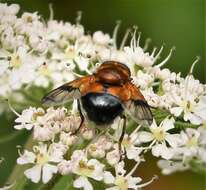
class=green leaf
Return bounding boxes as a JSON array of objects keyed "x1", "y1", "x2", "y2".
[
  {"x1": 90, "y1": 179, "x2": 107, "y2": 190},
  {"x1": 152, "y1": 108, "x2": 198, "y2": 129},
  {"x1": 51, "y1": 175, "x2": 75, "y2": 190},
  {"x1": 175, "y1": 121, "x2": 198, "y2": 129},
  {"x1": 158, "y1": 82, "x2": 166, "y2": 96},
  {"x1": 152, "y1": 108, "x2": 170, "y2": 124}
]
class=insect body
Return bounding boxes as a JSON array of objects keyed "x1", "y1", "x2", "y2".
[
  {"x1": 42, "y1": 61, "x2": 153, "y2": 155},
  {"x1": 81, "y1": 92, "x2": 124, "y2": 125}
]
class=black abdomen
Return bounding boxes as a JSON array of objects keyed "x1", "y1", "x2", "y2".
[{"x1": 81, "y1": 93, "x2": 123, "y2": 125}]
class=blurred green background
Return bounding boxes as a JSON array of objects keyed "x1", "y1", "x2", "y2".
[{"x1": 0, "y1": 0, "x2": 205, "y2": 189}]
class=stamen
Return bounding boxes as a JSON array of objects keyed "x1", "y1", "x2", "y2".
[
  {"x1": 33, "y1": 145, "x2": 39, "y2": 153},
  {"x1": 156, "y1": 46, "x2": 175, "y2": 68},
  {"x1": 112, "y1": 20, "x2": 121, "y2": 49},
  {"x1": 120, "y1": 28, "x2": 131, "y2": 50},
  {"x1": 129, "y1": 126, "x2": 143, "y2": 144},
  {"x1": 71, "y1": 71, "x2": 84, "y2": 78},
  {"x1": 85, "y1": 68, "x2": 92, "y2": 75},
  {"x1": 152, "y1": 81, "x2": 160, "y2": 86},
  {"x1": 151, "y1": 47, "x2": 157, "y2": 57},
  {"x1": 126, "y1": 160, "x2": 141, "y2": 177},
  {"x1": 6, "y1": 99, "x2": 21, "y2": 117},
  {"x1": 143, "y1": 38, "x2": 152, "y2": 51},
  {"x1": 85, "y1": 130, "x2": 105, "y2": 155},
  {"x1": 130, "y1": 26, "x2": 138, "y2": 50},
  {"x1": 153, "y1": 45, "x2": 164, "y2": 63},
  {"x1": 189, "y1": 56, "x2": 200, "y2": 74},
  {"x1": 183, "y1": 75, "x2": 192, "y2": 101},
  {"x1": 137, "y1": 32, "x2": 142, "y2": 46},
  {"x1": 49, "y1": 3, "x2": 54, "y2": 21},
  {"x1": 143, "y1": 140, "x2": 156, "y2": 153},
  {"x1": 17, "y1": 145, "x2": 23, "y2": 156},
  {"x1": 27, "y1": 49, "x2": 34, "y2": 55},
  {"x1": 131, "y1": 124, "x2": 142, "y2": 136},
  {"x1": 76, "y1": 11, "x2": 82, "y2": 25},
  {"x1": 137, "y1": 175, "x2": 158, "y2": 188}
]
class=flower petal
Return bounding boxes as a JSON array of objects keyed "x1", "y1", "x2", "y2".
[
  {"x1": 17, "y1": 150, "x2": 36, "y2": 164},
  {"x1": 24, "y1": 165, "x2": 41, "y2": 183},
  {"x1": 152, "y1": 144, "x2": 174, "y2": 160},
  {"x1": 170, "y1": 107, "x2": 183, "y2": 117},
  {"x1": 165, "y1": 134, "x2": 181, "y2": 148},
  {"x1": 161, "y1": 118, "x2": 175, "y2": 131},
  {"x1": 73, "y1": 176, "x2": 93, "y2": 190},
  {"x1": 103, "y1": 171, "x2": 115, "y2": 184},
  {"x1": 42, "y1": 164, "x2": 58, "y2": 184},
  {"x1": 138, "y1": 131, "x2": 154, "y2": 143}
]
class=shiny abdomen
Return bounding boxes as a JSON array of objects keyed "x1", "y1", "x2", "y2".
[{"x1": 81, "y1": 92, "x2": 123, "y2": 125}]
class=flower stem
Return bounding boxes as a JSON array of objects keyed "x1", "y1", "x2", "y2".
[{"x1": 7, "y1": 134, "x2": 35, "y2": 190}]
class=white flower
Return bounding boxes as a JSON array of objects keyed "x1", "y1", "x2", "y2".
[
  {"x1": 6, "y1": 47, "x2": 39, "y2": 89},
  {"x1": 58, "y1": 160, "x2": 73, "y2": 175},
  {"x1": 60, "y1": 131, "x2": 78, "y2": 146},
  {"x1": 141, "y1": 88, "x2": 162, "y2": 108},
  {"x1": 17, "y1": 143, "x2": 64, "y2": 183},
  {"x1": 98, "y1": 48, "x2": 128, "y2": 64},
  {"x1": 73, "y1": 176, "x2": 94, "y2": 190},
  {"x1": 192, "y1": 96, "x2": 206, "y2": 123},
  {"x1": 33, "y1": 124, "x2": 56, "y2": 141},
  {"x1": 93, "y1": 31, "x2": 112, "y2": 46},
  {"x1": 32, "y1": 107, "x2": 68, "y2": 141},
  {"x1": 138, "y1": 118, "x2": 181, "y2": 159},
  {"x1": 60, "y1": 150, "x2": 105, "y2": 190},
  {"x1": 88, "y1": 144, "x2": 106, "y2": 158},
  {"x1": 106, "y1": 149, "x2": 120, "y2": 166},
  {"x1": 170, "y1": 75, "x2": 205, "y2": 125},
  {"x1": 14, "y1": 107, "x2": 44, "y2": 130},
  {"x1": 175, "y1": 128, "x2": 201, "y2": 159},
  {"x1": 81, "y1": 127, "x2": 95, "y2": 140},
  {"x1": 132, "y1": 70, "x2": 154, "y2": 89},
  {"x1": 0, "y1": 3, "x2": 19, "y2": 16},
  {"x1": 121, "y1": 127, "x2": 143, "y2": 161},
  {"x1": 123, "y1": 33, "x2": 155, "y2": 74},
  {"x1": 73, "y1": 158, "x2": 104, "y2": 181},
  {"x1": 61, "y1": 114, "x2": 81, "y2": 132},
  {"x1": 157, "y1": 160, "x2": 189, "y2": 175},
  {"x1": 104, "y1": 161, "x2": 157, "y2": 190},
  {"x1": 124, "y1": 46, "x2": 154, "y2": 70},
  {"x1": 88, "y1": 135, "x2": 112, "y2": 158}
]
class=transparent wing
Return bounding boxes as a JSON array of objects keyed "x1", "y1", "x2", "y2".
[
  {"x1": 124, "y1": 100, "x2": 153, "y2": 125},
  {"x1": 42, "y1": 83, "x2": 81, "y2": 106},
  {"x1": 121, "y1": 82, "x2": 153, "y2": 125},
  {"x1": 42, "y1": 76, "x2": 95, "y2": 106}
]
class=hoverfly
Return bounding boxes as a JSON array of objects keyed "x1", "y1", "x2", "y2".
[{"x1": 42, "y1": 61, "x2": 153, "y2": 156}]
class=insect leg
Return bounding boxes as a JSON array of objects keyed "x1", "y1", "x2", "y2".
[
  {"x1": 71, "y1": 100, "x2": 85, "y2": 135},
  {"x1": 119, "y1": 115, "x2": 126, "y2": 160}
]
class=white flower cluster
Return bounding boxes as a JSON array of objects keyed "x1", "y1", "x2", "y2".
[
  {"x1": 0, "y1": 2, "x2": 206, "y2": 190},
  {"x1": 15, "y1": 106, "x2": 157, "y2": 189}
]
